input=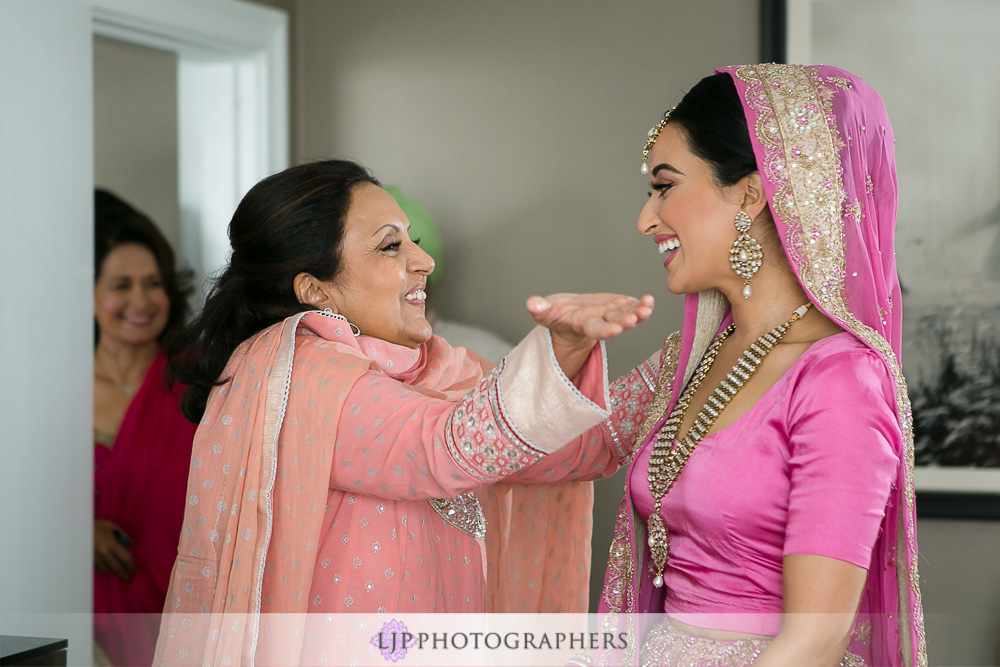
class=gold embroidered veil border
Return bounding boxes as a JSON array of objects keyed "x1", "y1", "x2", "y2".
[{"x1": 726, "y1": 63, "x2": 925, "y2": 666}]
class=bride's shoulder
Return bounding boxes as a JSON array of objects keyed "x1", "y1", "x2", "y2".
[{"x1": 792, "y1": 332, "x2": 895, "y2": 393}]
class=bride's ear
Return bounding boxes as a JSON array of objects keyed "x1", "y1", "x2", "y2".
[{"x1": 742, "y1": 172, "x2": 769, "y2": 222}]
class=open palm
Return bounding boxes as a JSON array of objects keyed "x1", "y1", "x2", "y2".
[{"x1": 526, "y1": 292, "x2": 655, "y2": 343}]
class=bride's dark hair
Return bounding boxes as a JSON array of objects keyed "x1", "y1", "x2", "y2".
[
  {"x1": 670, "y1": 72, "x2": 777, "y2": 245},
  {"x1": 165, "y1": 159, "x2": 380, "y2": 422},
  {"x1": 669, "y1": 73, "x2": 758, "y2": 187}
]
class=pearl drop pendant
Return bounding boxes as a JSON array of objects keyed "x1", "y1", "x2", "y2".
[
  {"x1": 653, "y1": 574, "x2": 664, "y2": 588},
  {"x1": 640, "y1": 161, "x2": 649, "y2": 175},
  {"x1": 742, "y1": 284, "x2": 752, "y2": 299}
]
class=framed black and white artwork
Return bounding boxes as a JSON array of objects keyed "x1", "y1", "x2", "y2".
[{"x1": 762, "y1": 0, "x2": 1000, "y2": 518}]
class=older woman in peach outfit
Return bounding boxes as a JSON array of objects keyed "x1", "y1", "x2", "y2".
[{"x1": 153, "y1": 159, "x2": 655, "y2": 665}]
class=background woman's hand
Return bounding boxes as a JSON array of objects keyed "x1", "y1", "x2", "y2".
[
  {"x1": 526, "y1": 293, "x2": 655, "y2": 379},
  {"x1": 94, "y1": 518, "x2": 135, "y2": 582}
]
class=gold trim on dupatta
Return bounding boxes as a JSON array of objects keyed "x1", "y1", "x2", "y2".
[{"x1": 731, "y1": 63, "x2": 926, "y2": 667}]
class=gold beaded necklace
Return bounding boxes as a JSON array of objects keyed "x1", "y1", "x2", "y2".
[{"x1": 646, "y1": 303, "x2": 812, "y2": 588}]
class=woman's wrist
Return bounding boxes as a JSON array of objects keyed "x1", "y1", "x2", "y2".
[{"x1": 549, "y1": 334, "x2": 596, "y2": 380}]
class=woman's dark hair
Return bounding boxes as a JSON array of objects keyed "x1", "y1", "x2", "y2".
[
  {"x1": 94, "y1": 189, "x2": 192, "y2": 345},
  {"x1": 669, "y1": 73, "x2": 758, "y2": 187},
  {"x1": 165, "y1": 159, "x2": 380, "y2": 422}
]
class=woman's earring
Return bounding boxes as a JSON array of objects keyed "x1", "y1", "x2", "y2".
[
  {"x1": 322, "y1": 307, "x2": 361, "y2": 337},
  {"x1": 729, "y1": 210, "x2": 763, "y2": 299}
]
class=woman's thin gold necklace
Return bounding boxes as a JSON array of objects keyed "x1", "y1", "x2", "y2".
[
  {"x1": 94, "y1": 356, "x2": 145, "y2": 396},
  {"x1": 646, "y1": 302, "x2": 812, "y2": 588}
]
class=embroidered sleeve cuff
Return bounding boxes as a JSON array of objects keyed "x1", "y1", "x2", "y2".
[{"x1": 499, "y1": 326, "x2": 611, "y2": 454}]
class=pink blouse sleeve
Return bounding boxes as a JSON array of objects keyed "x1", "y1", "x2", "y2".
[
  {"x1": 322, "y1": 327, "x2": 611, "y2": 500},
  {"x1": 783, "y1": 349, "x2": 901, "y2": 568}
]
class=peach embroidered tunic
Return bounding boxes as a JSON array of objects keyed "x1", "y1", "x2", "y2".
[{"x1": 154, "y1": 311, "x2": 628, "y2": 666}]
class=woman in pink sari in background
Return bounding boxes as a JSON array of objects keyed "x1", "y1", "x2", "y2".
[
  {"x1": 92, "y1": 190, "x2": 197, "y2": 666},
  {"x1": 571, "y1": 65, "x2": 927, "y2": 666},
  {"x1": 153, "y1": 160, "x2": 656, "y2": 665}
]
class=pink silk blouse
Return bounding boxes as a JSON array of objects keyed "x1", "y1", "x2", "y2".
[{"x1": 629, "y1": 333, "x2": 901, "y2": 636}]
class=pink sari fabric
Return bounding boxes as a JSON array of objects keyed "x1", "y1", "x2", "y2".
[
  {"x1": 94, "y1": 353, "x2": 198, "y2": 666},
  {"x1": 153, "y1": 311, "x2": 621, "y2": 665},
  {"x1": 596, "y1": 64, "x2": 926, "y2": 667}
]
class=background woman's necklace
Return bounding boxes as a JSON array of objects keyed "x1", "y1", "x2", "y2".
[
  {"x1": 94, "y1": 357, "x2": 145, "y2": 397},
  {"x1": 646, "y1": 303, "x2": 812, "y2": 588},
  {"x1": 94, "y1": 371, "x2": 141, "y2": 396}
]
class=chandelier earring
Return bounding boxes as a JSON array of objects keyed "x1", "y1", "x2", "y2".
[{"x1": 729, "y1": 209, "x2": 764, "y2": 299}]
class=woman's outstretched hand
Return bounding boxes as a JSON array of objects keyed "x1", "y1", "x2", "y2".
[{"x1": 526, "y1": 293, "x2": 655, "y2": 379}]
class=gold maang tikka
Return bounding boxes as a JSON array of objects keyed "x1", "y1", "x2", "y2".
[{"x1": 640, "y1": 106, "x2": 676, "y2": 174}]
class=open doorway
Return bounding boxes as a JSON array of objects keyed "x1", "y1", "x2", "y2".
[
  {"x1": 92, "y1": 0, "x2": 290, "y2": 300},
  {"x1": 93, "y1": 36, "x2": 181, "y2": 253},
  {"x1": 0, "y1": 2, "x2": 287, "y2": 665}
]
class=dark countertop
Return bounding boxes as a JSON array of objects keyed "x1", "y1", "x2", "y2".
[{"x1": 0, "y1": 636, "x2": 68, "y2": 665}]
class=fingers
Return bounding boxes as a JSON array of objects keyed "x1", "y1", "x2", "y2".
[
  {"x1": 107, "y1": 546, "x2": 134, "y2": 582},
  {"x1": 95, "y1": 544, "x2": 133, "y2": 580},
  {"x1": 103, "y1": 541, "x2": 134, "y2": 581},
  {"x1": 584, "y1": 295, "x2": 652, "y2": 338},
  {"x1": 113, "y1": 528, "x2": 132, "y2": 549},
  {"x1": 583, "y1": 319, "x2": 624, "y2": 341},
  {"x1": 635, "y1": 294, "x2": 655, "y2": 322},
  {"x1": 525, "y1": 296, "x2": 557, "y2": 328},
  {"x1": 526, "y1": 292, "x2": 655, "y2": 342},
  {"x1": 94, "y1": 520, "x2": 134, "y2": 581},
  {"x1": 525, "y1": 295, "x2": 552, "y2": 314},
  {"x1": 116, "y1": 549, "x2": 136, "y2": 581}
]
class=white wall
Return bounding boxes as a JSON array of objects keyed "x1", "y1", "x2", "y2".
[
  {"x1": 0, "y1": 3, "x2": 286, "y2": 664},
  {"x1": 93, "y1": 35, "x2": 180, "y2": 251},
  {"x1": 0, "y1": 1, "x2": 95, "y2": 664}
]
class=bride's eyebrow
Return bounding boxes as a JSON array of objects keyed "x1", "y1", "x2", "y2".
[{"x1": 651, "y1": 163, "x2": 684, "y2": 177}]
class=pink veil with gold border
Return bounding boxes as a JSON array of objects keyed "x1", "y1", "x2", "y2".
[{"x1": 595, "y1": 64, "x2": 926, "y2": 667}]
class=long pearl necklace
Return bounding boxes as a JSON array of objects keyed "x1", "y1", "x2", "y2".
[{"x1": 646, "y1": 303, "x2": 812, "y2": 588}]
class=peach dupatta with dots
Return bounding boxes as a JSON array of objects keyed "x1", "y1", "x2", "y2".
[
  {"x1": 154, "y1": 310, "x2": 618, "y2": 665},
  {"x1": 153, "y1": 313, "x2": 353, "y2": 666}
]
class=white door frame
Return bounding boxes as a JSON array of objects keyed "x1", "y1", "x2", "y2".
[
  {"x1": 91, "y1": 0, "x2": 289, "y2": 293},
  {"x1": 0, "y1": 2, "x2": 287, "y2": 664}
]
